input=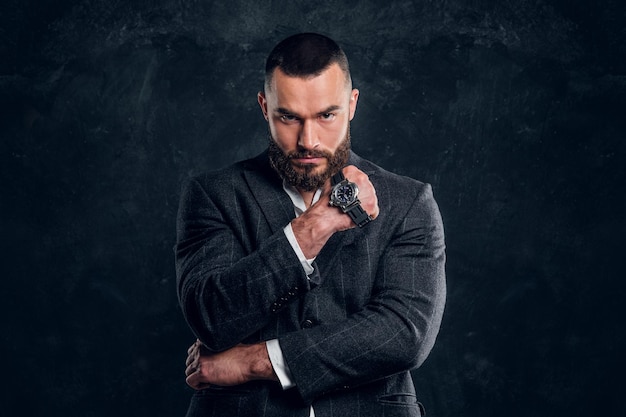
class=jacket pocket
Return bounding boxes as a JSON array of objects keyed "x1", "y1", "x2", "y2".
[
  {"x1": 377, "y1": 393, "x2": 425, "y2": 416},
  {"x1": 378, "y1": 393, "x2": 418, "y2": 405}
]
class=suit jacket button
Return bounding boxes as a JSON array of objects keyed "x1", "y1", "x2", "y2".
[{"x1": 302, "y1": 319, "x2": 314, "y2": 328}]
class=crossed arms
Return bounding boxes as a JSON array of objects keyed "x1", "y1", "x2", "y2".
[{"x1": 175, "y1": 163, "x2": 446, "y2": 403}]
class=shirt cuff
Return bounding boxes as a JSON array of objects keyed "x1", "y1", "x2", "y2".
[
  {"x1": 283, "y1": 223, "x2": 315, "y2": 276},
  {"x1": 266, "y1": 339, "x2": 296, "y2": 390}
]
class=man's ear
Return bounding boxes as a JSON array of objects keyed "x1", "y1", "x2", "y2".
[
  {"x1": 349, "y1": 88, "x2": 359, "y2": 121},
  {"x1": 257, "y1": 92, "x2": 268, "y2": 121}
]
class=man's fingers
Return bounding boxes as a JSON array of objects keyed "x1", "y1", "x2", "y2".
[
  {"x1": 185, "y1": 362, "x2": 195, "y2": 377},
  {"x1": 186, "y1": 366, "x2": 212, "y2": 391},
  {"x1": 185, "y1": 347, "x2": 198, "y2": 366},
  {"x1": 186, "y1": 372, "x2": 201, "y2": 390},
  {"x1": 185, "y1": 339, "x2": 201, "y2": 377},
  {"x1": 187, "y1": 339, "x2": 201, "y2": 355},
  {"x1": 186, "y1": 339, "x2": 204, "y2": 366},
  {"x1": 185, "y1": 351, "x2": 193, "y2": 366}
]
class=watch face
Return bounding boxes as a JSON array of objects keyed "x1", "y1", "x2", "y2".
[{"x1": 332, "y1": 182, "x2": 358, "y2": 206}]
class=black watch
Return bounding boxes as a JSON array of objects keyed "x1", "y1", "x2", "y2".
[{"x1": 329, "y1": 171, "x2": 373, "y2": 228}]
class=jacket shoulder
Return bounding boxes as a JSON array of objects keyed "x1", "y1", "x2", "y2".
[
  {"x1": 185, "y1": 151, "x2": 275, "y2": 192},
  {"x1": 351, "y1": 153, "x2": 432, "y2": 201}
]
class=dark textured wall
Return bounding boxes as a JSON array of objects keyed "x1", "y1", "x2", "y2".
[{"x1": 1, "y1": 1, "x2": 624, "y2": 416}]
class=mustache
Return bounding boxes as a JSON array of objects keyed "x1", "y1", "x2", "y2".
[{"x1": 287, "y1": 150, "x2": 331, "y2": 159}]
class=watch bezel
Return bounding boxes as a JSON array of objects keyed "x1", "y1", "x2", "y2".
[{"x1": 330, "y1": 180, "x2": 359, "y2": 210}]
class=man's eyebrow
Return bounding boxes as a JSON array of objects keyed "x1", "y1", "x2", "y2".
[
  {"x1": 318, "y1": 105, "x2": 341, "y2": 115},
  {"x1": 275, "y1": 107, "x2": 297, "y2": 116},
  {"x1": 274, "y1": 105, "x2": 343, "y2": 118}
]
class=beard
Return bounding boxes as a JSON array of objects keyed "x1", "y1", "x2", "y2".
[{"x1": 268, "y1": 127, "x2": 351, "y2": 192}]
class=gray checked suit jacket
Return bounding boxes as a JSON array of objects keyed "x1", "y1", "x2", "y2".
[{"x1": 175, "y1": 150, "x2": 446, "y2": 417}]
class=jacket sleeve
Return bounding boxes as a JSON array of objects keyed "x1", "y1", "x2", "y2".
[
  {"x1": 175, "y1": 176, "x2": 310, "y2": 352},
  {"x1": 277, "y1": 183, "x2": 446, "y2": 403}
]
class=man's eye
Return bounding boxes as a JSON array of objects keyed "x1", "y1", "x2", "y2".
[
  {"x1": 320, "y1": 113, "x2": 335, "y2": 120},
  {"x1": 280, "y1": 115, "x2": 297, "y2": 122}
]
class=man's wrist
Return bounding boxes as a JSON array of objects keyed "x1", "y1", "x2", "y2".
[
  {"x1": 248, "y1": 342, "x2": 278, "y2": 381},
  {"x1": 266, "y1": 339, "x2": 296, "y2": 389},
  {"x1": 290, "y1": 212, "x2": 338, "y2": 258}
]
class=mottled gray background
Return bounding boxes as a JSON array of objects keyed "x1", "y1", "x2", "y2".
[{"x1": 1, "y1": 0, "x2": 624, "y2": 416}]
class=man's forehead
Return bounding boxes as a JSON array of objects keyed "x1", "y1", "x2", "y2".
[
  {"x1": 267, "y1": 63, "x2": 350, "y2": 92},
  {"x1": 270, "y1": 75, "x2": 344, "y2": 104}
]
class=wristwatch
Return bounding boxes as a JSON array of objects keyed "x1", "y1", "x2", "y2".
[{"x1": 329, "y1": 171, "x2": 373, "y2": 228}]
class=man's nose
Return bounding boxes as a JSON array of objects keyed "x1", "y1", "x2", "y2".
[{"x1": 298, "y1": 119, "x2": 319, "y2": 150}]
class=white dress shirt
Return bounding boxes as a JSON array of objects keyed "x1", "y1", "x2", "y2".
[{"x1": 266, "y1": 182, "x2": 322, "y2": 417}]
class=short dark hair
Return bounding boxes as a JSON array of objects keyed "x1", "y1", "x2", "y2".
[{"x1": 264, "y1": 33, "x2": 351, "y2": 90}]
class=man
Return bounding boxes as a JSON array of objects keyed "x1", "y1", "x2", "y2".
[{"x1": 175, "y1": 33, "x2": 446, "y2": 417}]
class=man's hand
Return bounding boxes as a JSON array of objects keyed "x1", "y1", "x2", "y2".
[
  {"x1": 185, "y1": 340, "x2": 278, "y2": 390},
  {"x1": 341, "y1": 165, "x2": 379, "y2": 225},
  {"x1": 291, "y1": 165, "x2": 379, "y2": 258}
]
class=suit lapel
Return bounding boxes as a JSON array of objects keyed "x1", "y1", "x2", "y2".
[{"x1": 243, "y1": 152, "x2": 296, "y2": 234}]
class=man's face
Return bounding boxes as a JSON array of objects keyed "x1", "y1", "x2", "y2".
[{"x1": 258, "y1": 63, "x2": 359, "y2": 191}]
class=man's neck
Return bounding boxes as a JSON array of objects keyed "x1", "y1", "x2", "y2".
[
  {"x1": 281, "y1": 182, "x2": 322, "y2": 214},
  {"x1": 297, "y1": 189, "x2": 318, "y2": 209}
]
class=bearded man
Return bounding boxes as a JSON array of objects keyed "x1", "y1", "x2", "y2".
[{"x1": 175, "y1": 33, "x2": 446, "y2": 417}]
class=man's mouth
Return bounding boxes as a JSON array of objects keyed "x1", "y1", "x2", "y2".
[
  {"x1": 292, "y1": 156, "x2": 324, "y2": 165},
  {"x1": 289, "y1": 152, "x2": 329, "y2": 166}
]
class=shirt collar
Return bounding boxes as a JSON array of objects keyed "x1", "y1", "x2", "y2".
[{"x1": 282, "y1": 181, "x2": 323, "y2": 216}]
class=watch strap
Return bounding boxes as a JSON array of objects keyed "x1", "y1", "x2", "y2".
[
  {"x1": 345, "y1": 201, "x2": 373, "y2": 228},
  {"x1": 331, "y1": 171, "x2": 345, "y2": 186}
]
